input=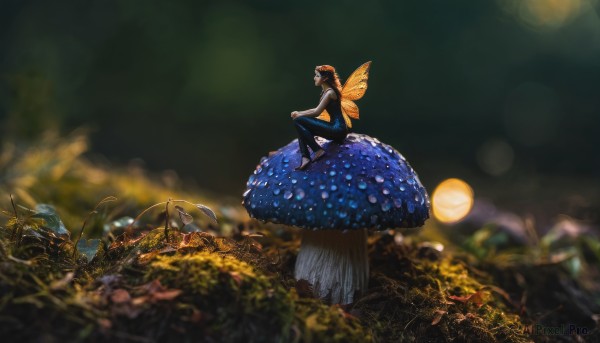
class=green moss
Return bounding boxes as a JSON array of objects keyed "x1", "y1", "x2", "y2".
[
  {"x1": 353, "y1": 234, "x2": 531, "y2": 343},
  {"x1": 144, "y1": 252, "x2": 294, "y2": 342}
]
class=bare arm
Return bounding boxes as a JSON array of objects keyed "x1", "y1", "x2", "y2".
[{"x1": 291, "y1": 90, "x2": 337, "y2": 119}]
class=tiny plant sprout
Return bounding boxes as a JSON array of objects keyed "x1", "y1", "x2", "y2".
[
  {"x1": 243, "y1": 133, "x2": 430, "y2": 304},
  {"x1": 127, "y1": 199, "x2": 218, "y2": 242}
]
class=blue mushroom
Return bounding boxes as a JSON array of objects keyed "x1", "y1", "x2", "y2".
[{"x1": 243, "y1": 133, "x2": 430, "y2": 304}]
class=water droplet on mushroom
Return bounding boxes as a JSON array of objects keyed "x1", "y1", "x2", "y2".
[
  {"x1": 325, "y1": 160, "x2": 331, "y2": 165},
  {"x1": 394, "y1": 198, "x2": 402, "y2": 208},
  {"x1": 257, "y1": 166, "x2": 263, "y2": 173},
  {"x1": 358, "y1": 181, "x2": 367, "y2": 190},
  {"x1": 400, "y1": 185, "x2": 406, "y2": 191},
  {"x1": 349, "y1": 200, "x2": 358, "y2": 209},
  {"x1": 251, "y1": 204, "x2": 256, "y2": 209},
  {"x1": 382, "y1": 188, "x2": 390, "y2": 195},
  {"x1": 375, "y1": 175, "x2": 384, "y2": 183},
  {"x1": 267, "y1": 168, "x2": 274, "y2": 176},
  {"x1": 326, "y1": 203, "x2": 333, "y2": 209},
  {"x1": 273, "y1": 188, "x2": 281, "y2": 195},
  {"x1": 345, "y1": 174, "x2": 352, "y2": 181},
  {"x1": 338, "y1": 211, "x2": 348, "y2": 219},
  {"x1": 319, "y1": 184, "x2": 326, "y2": 190},
  {"x1": 243, "y1": 189, "x2": 251, "y2": 197},
  {"x1": 344, "y1": 163, "x2": 351, "y2": 169},
  {"x1": 295, "y1": 189, "x2": 305, "y2": 200},
  {"x1": 309, "y1": 180, "x2": 315, "y2": 186},
  {"x1": 291, "y1": 179, "x2": 297, "y2": 184},
  {"x1": 329, "y1": 171, "x2": 336, "y2": 176},
  {"x1": 273, "y1": 200, "x2": 280, "y2": 207},
  {"x1": 408, "y1": 203, "x2": 415, "y2": 213},
  {"x1": 414, "y1": 194, "x2": 421, "y2": 203},
  {"x1": 284, "y1": 191, "x2": 293, "y2": 200},
  {"x1": 330, "y1": 184, "x2": 338, "y2": 191},
  {"x1": 381, "y1": 201, "x2": 392, "y2": 212},
  {"x1": 321, "y1": 191, "x2": 329, "y2": 199},
  {"x1": 368, "y1": 195, "x2": 378, "y2": 203},
  {"x1": 283, "y1": 157, "x2": 289, "y2": 163}
]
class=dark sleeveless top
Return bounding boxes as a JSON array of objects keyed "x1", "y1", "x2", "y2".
[{"x1": 321, "y1": 90, "x2": 347, "y2": 131}]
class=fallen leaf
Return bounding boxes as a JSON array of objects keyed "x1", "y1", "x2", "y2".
[
  {"x1": 111, "y1": 289, "x2": 131, "y2": 304},
  {"x1": 431, "y1": 310, "x2": 447, "y2": 325},
  {"x1": 152, "y1": 289, "x2": 182, "y2": 301}
]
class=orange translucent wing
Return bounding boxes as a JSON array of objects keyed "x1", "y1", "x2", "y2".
[
  {"x1": 316, "y1": 109, "x2": 331, "y2": 122},
  {"x1": 341, "y1": 98, "x2": 359, "y2": 120},
  {"x1": 341, "y1": 61, "x2": 371, "y2": 101},
  {"x1": 343, "y1": 112, "x2": 353, "y2": 128}
]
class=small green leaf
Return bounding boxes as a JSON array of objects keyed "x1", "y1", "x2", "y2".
[
  {"x1": 32, "y1": 204, "x2": 69, "y2": 236},
  {"x1": 77, "y1": 239, "x2": 101, "y2": 261},
  {"x1": 196, "y1": 204, "x2": 217, "y2": 224},
  {"x1": 175, "y1": 205, "x2": 194, "y2": 225}
]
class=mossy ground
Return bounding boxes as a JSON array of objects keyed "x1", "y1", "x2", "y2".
[{"x1": 0, "y1": 133, "x2": 598, "y2": 342}]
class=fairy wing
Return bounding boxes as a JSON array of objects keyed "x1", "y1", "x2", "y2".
[
  {"x1": 341, "y1": 61, "x2": 371, "y2": 101},
  {"x1": 340, "y1": 61, "x2": 371, "y2": 124},
  {"x1": 316, "y1": 109, "x2": 330, "y2": 122}
]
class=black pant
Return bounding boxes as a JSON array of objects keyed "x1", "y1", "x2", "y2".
[{"x1": 294, "y1": 117, "x2": 346, "y2": 158}]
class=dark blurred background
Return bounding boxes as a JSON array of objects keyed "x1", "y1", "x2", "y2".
[{"x1": 1, "y1": 0, "x2": 599, "y2": 199}]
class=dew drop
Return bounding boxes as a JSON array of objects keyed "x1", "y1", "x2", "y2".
[
  {"x1": 273, "y1": 188, "x2": 281, "y2": 195},
  {"x1": 309, "y1": 180, "x2": 315, "y2": 186},
  {"x1": 295, "y1": 189, "x2": 305, "y2": 200},
  {"x1": 257, "y1": 166, "x2": 263, "y2": 173},
  {"x1": 291, "y1": 179, "x2": 297, "y2": 184},
  {"x1": 284, "y1": 191, "x2": 293, "y2": 200},
  {"x1": 381, "y1": 201, "x2": 392, "y2": 212},
  {"x1": 326, "y1": 203, "x2": 333, "y2": 209},
  {"x1": 321, "y1": 191, "x2": 329, "y2": 199},
  {"x1": 273, "y1": 200, "x2": 280, "y2": 207},
  {"x1": 375, "y1": 175, "x2": 384, "y2": 183},
  {"x1": 400, "y1": 185, "x2": 406, "y2": 191},
  {"x1": 283, "y1": 157, "x2": 290, "y2": 163},
  {"x1": 344, "y1": 163, "x2": 351, "y2": 169},
  {"x1": 330, "y1": 184, "x2": 338, "y2": 191},
  {"x1": 368, "y1": 195, "x2": 378, "y2": 204},
  {"x1": 267, "y1": 168, "x2": 274, "y2": 176},
  {"x1": 338, "y1": 211, "x2": 348, "y2": 219},
  {"x1": 319, "y1": 184, "x2": 326, "y2": 190},
  {"x1": 329, "y1": 170, "x2": 337, "y2": 176},
  {"x1": 345, "y1": 174, "x2": 352, "y2": 181},
  {"x1": 394, "y1": 198, "x2": 402, "y2": 208},
  {"x1": 382, "y1": 188, "x2": 390, "y2": 195},
  {"x1": 243, "y1": 189, "x2": 251, "y2": 197},
  {"x1": 408, "y1": 202, "x2": 415, "y2": 213},
  {"x1": 358, "y1": 181, "x2": 367, "y2": 190},
  {"x1": 349, "y1": 200, "x2": 358, "y2": 209}
]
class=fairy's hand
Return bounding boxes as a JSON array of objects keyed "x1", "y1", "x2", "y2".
[{"x1": 291, "y1": 111, "x2": 300, "y2": 119}]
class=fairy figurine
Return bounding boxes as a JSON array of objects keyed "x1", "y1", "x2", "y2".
[{"x1": 291, "y1": 62, "x2": 372, "y2": 170}]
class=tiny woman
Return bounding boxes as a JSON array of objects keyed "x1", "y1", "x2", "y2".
[{"x1": 291, "y1": 65, "x2": 348, "y2": 170}]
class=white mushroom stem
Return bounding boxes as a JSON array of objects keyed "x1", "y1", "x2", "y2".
[{"x1": 294, "y1": 229, "x2": 368, "y2": 305}]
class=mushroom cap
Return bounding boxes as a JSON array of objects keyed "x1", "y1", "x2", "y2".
[{"x1": 242, "y1": 133, "x2": 430, "y2": 230}]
